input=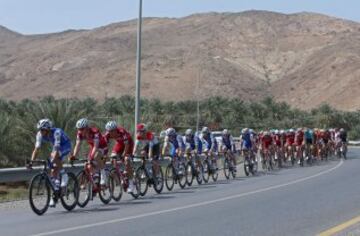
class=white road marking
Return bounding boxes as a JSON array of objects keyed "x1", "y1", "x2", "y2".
[{"x1": 30, "y1": 160, "x2": 344, "y2": 236}]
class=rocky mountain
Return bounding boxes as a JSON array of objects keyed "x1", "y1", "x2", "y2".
[{"x1": 0, "y1": 10, "x2": 359, "y2": 110}]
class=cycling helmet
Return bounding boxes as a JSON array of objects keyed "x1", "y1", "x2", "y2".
[
  {"x1": 159, "y1": 130, "x2": 167, "y2": 138},
  {"x1": 166, "y1": 128, "x2": 176, "y2": 136},
  {"x1": 249, "y1": 129, "x2": 254, "y2": 134},
  {"x1": 274, "y1": 130, "x2": 279, "y2": 135},
  {"x1": 105, "y1": 121, "x2": 117, "y2": 131},
  {"x1": 201, "y1": 127, "x2": 210, "y2": 134},
  {"x1": 136, "y1": 123, "x2": 146, "y2": 132},
  {"x1": 185, "y1": 129, "x2": 193, "y2": 136},
  {"x1": 340, "y1": 128, "x2": 345, "y2": 132},
  {"x1": 280, "y1": 130, "x2": 285, "y2": 134},
  {"x1": 289, "y1": 129, "x2": 295, "y2": 133},
  {"x1": 76, "y1": 118, "x2": 89, "y2": 129},
  {"x1": 222, "y1": 129, "x2": 229, "y2": 135},
  {"x1": 264, "y1": 131, "x2": 270, "y2": 136},
  {"x1": 37, "y1": 119, "x2": 52, "y2": 130},
  {"x1": 297, "y1": 128, "x2": 302, "y2": 132}
]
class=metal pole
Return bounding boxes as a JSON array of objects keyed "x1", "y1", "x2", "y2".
[
  {"x1": 196, "y1": 67, "x2": 200, "y2": 132},
  {"x1": 135, "y1": 0, "x2": 143, "y2": 133}
]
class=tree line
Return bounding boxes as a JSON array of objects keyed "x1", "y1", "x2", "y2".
[{"x1": 0, "y1": 96, "x2": 359, "y2": 168}]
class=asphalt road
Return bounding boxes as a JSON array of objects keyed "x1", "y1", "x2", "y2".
[{"x1": 1, "y1": 149, "x2": 360, "y2": 236}]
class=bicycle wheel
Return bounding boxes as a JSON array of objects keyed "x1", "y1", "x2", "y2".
[
  {"x1": 186, "y1": 162, "x2": 194, "y2": 186},
  {"x1": 223, "y1": 158, "x2": 230, "y2": 180},
  {"x1": 130, "y1": 171, "x2": 141, "y2": 199},
  {"x1": 60, "y1": 172, "x2": 78, "y2": 211},
  {"x1": 165, "y1": 164, "x2": 175, "y2": 191},
  {"x1": 76, "y1": 170, "x2": 91, "y2": 208},
  {"x1": 211, "y1": 164, "x2": 218, "y2": 182},
  {"x1": 178, "y1": 163, "x2": 187, "y2": 189},
  {"x1": 231, "y1": 161, "x2": 237, "y2": 179},
  {"x1": 202, "y1": 160, "x2": 210, "y2": 183},
  {"x1": 153, "y1": 167, "x2": 164, "y2": 194},
  {"x1": 136, "y1": 166, "x2": 148, "y2": 196},
  {"x1": 99, "y1": 169, "x2": 112, "y2": 205},
  {"x1": 110, "y1": 169, "x2": 123, "y2": 202},
  {"x1": 29, "y1": 173, "x2": 50, "y2": 215},
  {"x1": 196, "y1": 163, "x2": 203, "y2": 185}
]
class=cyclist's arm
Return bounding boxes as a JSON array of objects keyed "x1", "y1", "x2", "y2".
[
  {"x1": 53, "y1": 129, "x2": 61, "y2": 152},
  {"x1": 31, "y1": 132, "x2": 42, "y2": 161},
  {"x1": 72, "y1": 138, "x2": 82, "y2": 158},
  {"x1": 90, "y1": 135, "x2": 100, "y2": 159},
  {"x1": 148, "y1": 141, "x2": 154, "y2": 158}
]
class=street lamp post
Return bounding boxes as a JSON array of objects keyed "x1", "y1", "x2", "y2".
[{"x1": 135, "y1": 0, "x2": 143, "y2": 133}]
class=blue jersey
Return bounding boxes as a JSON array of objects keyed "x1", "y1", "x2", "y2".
[
  {"x1": 35, "y1": 128, "x2": 72, "y2": 159},
  {"x1": 220, "y1": 135, "x2": 234, "y2": 151},
  {"x1": 241, "y1": 132, "x2": 252, "y2": 149},
  {"x1": 199, "y1": 133, "x2": 217, "y2": 151},
  {"x1": 304, "y1": 130, "x2": 313, "y2": 140}
]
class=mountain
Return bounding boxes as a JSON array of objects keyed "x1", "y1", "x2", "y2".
[{"x1": 0, "y1": 10, "x2": 359, "y2": 110}]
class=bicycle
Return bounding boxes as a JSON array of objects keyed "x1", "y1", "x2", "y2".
[
  {"x1": 75, "y1": 159, "x2": 113, "y2": 207},
  {"x1": 27, "y1": 159, "x2": 78, "y2": 215},
  {"x1": 201, "y1": 153, "x2": 218, "y2": 183},
  {"x1": 109, "y1": 156, "x2": 141, "y2": 201},
  {"x1": 222, "y1": 151, "x2": 236, "y2": 180},
  {"x1": 243, "y1": 148, "x2": 257, "y2": 176},
  {"x1": 261, "y1": 148, "x2": 273, "y2": 172},
  {"x1": 135, "y1": 156, "x2": 164, "y2": 196},
  {"x1": 185, "y1": 152, "x2": 203, "y2": 186},
  {"x1": 165, "y1": 155, "x2": 187, "y2": 191}
]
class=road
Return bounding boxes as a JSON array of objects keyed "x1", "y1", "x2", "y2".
[{"x1": 1, "y1": 149, "x2": 360, "y2": 236}]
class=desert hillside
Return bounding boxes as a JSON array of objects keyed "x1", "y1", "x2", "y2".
[{"x1": 0, "y1": 10, "x2": 359, "y2": 110}]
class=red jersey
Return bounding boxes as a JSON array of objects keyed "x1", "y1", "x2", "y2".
[
  {"x1": 261, "y1": 135, "x2": 273, "y2": 148},
  {"x1": 295, "y1": 131, "x2": 304, "y2": 145},
  {"x1": 104, "y1": 127, "x2": 133, "y2": 145},
  {"x1": 77, "y1": 127, "x2": 108, "y2": 149},
  {"x1": 286, "y1": 132, "x2": 295, "y2": 145},
  {"x1": 273, "y1": 134, "x2": 282, "y2": 146}
]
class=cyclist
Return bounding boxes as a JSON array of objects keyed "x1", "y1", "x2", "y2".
[
  {"x1": 182, "y1": 129, "x2": 201, "y2": 157},
  {"x1": 70, "y1": 118, "x2": 108, "y2": 186},
  {"x1": 199, "y1": 127, "x2": 218, "y2": 170},
  {"x1": 285, "y1": 129, "x2": 295, "y2": 161},
  {"x1": 294, "y1": 128, "x2": 304, "y2": 164},
  {"x1": 304, "y1": 128, "x2": 314, "y2": 160},
  {"x1": 30, "y1": 119, "x2": 72, "y2": 207},
  {"x1": 338, "y1": 128, "x2": 348, "y2": 158},
  {"x1": 133, "y1": 123, "x2": 161, "y2": 176},
  {"x1": 104, "y1": 121, "x2": 135, "y2": 193},
  {"x1": 219, "y1": 129, "x2": 237, "y2": 172},
  {"x1": 260, "y1": 131, "x2": 273, "y2": 165},
  {"x1": 162, "y1": 128, "x2": 185, "y2": 158}
]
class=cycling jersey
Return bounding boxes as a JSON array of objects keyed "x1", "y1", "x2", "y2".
[
  {"x1": 273, "y1": 134, "x2": 282, "y2": 147},
  {"x1": 219, "y1": 135, "x2": 235, "y2": 151},
  {"x1": 199, "y1": 133, "x2": 217, "y2": 152},
  {"x1": 182, "y1": 134, "x2": 200, "y2": 153},
  {"x1": 304, "y1": 130, "x2": 313, "y2": 141},
  {"x1": 295, "y1": 131, "x2": 304, "y2": 146},
  {"x1": 104, "y1": 127, "x2": 134, "y2": 156},
  {"x1": 77, "y1": 127, "x2": 108, "y2": 159},
  {"x1": 35, "y1": 128, "x2": 71, "y2": 160},
  {"x1": 261, "y1": 135, "x2": 273, "y2": 149},
  {"x1": 133, "y1": 132, "x2": 160, "y2": 158},
  {"x1": 286, "y1": 132, "x2": 295, "y2": 145},
  {"x1": 164, "y1": 134, "x2": 185, "y2": 157},
  {"x1": 240, "y1": 132, "x2": 252, "y2": 149},
  {"x1": 339, "y1": 131, "x2": 347, "y2": 142}
]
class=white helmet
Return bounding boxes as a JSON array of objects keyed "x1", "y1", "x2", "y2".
[
  {"x1": 185, "y1": 129, "x2": 193, "y2": 136},
  {"x1": 280, "y1": 130, "x2": 285, "y2": 134},
  {"x1": 76, "y1": 118, "x2": 89, "y2": 129},
  {"x1": 160, "y1": 130, "x2": 167, "y2": 138},
  {"x1": 289, "y1": 129, "x2": 295, "y2": 133},
  {"x1": 222, "y1": 129, "x2": 229, "y2": 135},
  {"x1": 275, "y1": 130, "x2": 279, "y2": 134},
  {"x1": 201, "y1": 127, "x2": 209, "y2": 134},
  {"x1": 37, "y1": 119, "x2": 52, "y2": 130},
  {"x1": 166, "y1": 128, "x2": 176, "y2": 136},
  {"x1": 105, "y1": 121, "x2": 117, "y2": 131}
]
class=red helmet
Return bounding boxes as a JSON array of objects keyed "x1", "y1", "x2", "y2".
[{"x1": 136, "y1": 123, "x2": 146, "y2": 132}]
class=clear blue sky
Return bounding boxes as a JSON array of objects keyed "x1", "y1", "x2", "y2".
[{"x1": 0, "y1": 0, "x2": 359, "y2": 34}]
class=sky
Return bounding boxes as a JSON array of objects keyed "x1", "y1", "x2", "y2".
[{"x1": 0, "y1": 0, "x2": 359, "y2": 35}]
